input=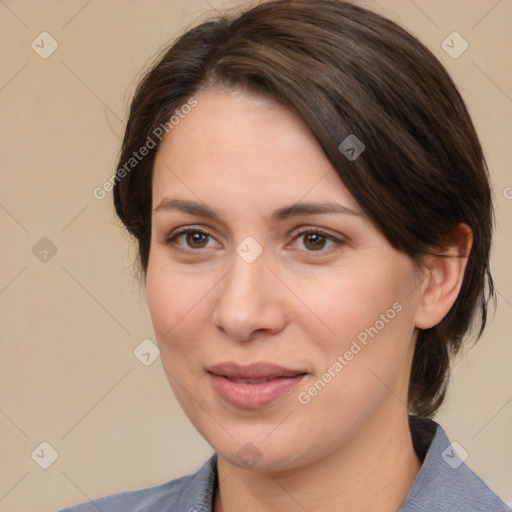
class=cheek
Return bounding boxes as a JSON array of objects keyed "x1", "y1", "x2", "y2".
[
  {"x1": 305, "y1": 262, "x2": 406, "y2": 349},
  {"x1": 146, "y1": 261, "x2": 212, "y2": 416},
  {"x1": 313, "y1": 276, "x2": 416, "y2": 400},
  {"x1": 145, "y1": 256, "x2": 210, "y2": 354},
  {"x1": 301, "y1": 261, "x2": 416, "y2": 397}
]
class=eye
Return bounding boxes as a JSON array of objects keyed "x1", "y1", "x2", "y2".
[
  {"x1": 165, "y1": 227, "x2": 218, "y2": 250},
  {"x1": 163, "y1": 226, "x2": 345, "y2": 254},
  {"x1": 289, "y1": 228, "x2": 344, "y2": 253}
]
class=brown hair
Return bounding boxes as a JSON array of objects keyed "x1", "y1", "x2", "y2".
[{"x1": 113, "y1": 0, "x2": 495, "y2": 417}]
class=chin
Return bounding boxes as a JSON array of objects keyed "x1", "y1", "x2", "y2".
[{"x1": 212, "y1": 431, "x2": 310, "y2": 473}]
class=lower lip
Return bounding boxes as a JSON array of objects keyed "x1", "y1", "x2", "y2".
[{"x1": 209, "y1": 373, "x2": 306, "y2": 409}]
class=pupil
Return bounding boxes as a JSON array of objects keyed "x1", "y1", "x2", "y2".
[
  {"x1": 184, "y1": 232, "x2": 326, "y2": 250},
  {"x1": 188, "y1": 232, "x2": 206, "y2": 247},
  {"x1": 306, "y1": 233, "x2": 324, "y2": 250}
]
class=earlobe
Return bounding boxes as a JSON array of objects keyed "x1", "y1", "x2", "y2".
[{"x1": 414, "y1": 223, "x2": 473, "y2": 330}]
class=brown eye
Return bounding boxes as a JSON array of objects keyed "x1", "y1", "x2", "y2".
[
  {"x1": 290, "y1": 228, "x2": 344, "y2": 254},
  {"x1": 166, "y1": 228, "x2": 215, "y2": 250},
  {"x1": 302, "y1": 232, "x2": 327, "y2": 251},
  {"x1": 184, "y1": 231, "x2": 209, "y2": 248}
]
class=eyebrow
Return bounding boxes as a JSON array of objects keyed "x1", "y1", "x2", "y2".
[{"x1": 153, "y1": 198, "x2": 362, "y2": 222}]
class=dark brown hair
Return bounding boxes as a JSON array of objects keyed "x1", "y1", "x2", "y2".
[{"x1": 113, "y1": 0, "x2": 495, "y2": 417}]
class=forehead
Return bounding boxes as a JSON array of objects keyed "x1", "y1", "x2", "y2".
[{"x1": 151, "y1": 89, "x2": 360, "y2": 214}]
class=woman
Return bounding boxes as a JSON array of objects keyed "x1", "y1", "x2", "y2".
[{"x1": 60, "y1": 0, "x2": 509, "y2": 510}]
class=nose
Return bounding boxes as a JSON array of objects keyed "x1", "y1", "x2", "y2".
[{"x1": 212, "y1": 250, "x2": 287, "y2": 342}]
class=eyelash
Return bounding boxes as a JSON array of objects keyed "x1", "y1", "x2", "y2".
[{"x1": 164, "y1": 226, "x2": 345, "y2": 255}]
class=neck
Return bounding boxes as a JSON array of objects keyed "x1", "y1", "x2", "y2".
[{"x1": 214, "y1": 408, "x2": 422, "y2": 512}]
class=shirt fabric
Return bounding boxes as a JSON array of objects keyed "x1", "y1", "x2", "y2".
[{"x1": 59, "y1": 417, "x2": 509, "y2": 512}]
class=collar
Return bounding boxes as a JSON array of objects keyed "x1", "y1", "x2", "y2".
[{"x1": 174, "y1": 416, "x2": 507, "y2": 511}]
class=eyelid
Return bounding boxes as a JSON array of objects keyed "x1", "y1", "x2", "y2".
[
  {"x1": 164, "y1": 225, "x2": 219, "y2": 250},
  {"x1": 291, "y1": 226, "x2": 343, "y2": 241},
  {"x1": 287, "y1": 226, "x2": 345, "y2": 253}
]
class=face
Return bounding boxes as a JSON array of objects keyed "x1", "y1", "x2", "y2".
[{"x1": 147, "y1": 89, "x2": 425, "y2": 472}]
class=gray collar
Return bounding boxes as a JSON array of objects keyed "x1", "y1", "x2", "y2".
[{"x1": 175, "y1": 416, "x2": 508, "y2": 512}]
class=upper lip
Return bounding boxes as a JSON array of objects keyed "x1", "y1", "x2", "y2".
[{"x1": 208, "y1": 362, "x2": 307, "y2": 379}]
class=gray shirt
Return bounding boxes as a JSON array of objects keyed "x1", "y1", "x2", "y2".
[{"x1": 59, "y1": 417, "x2": 509, "y2": 511}]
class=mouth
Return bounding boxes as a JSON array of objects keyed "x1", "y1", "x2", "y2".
[
  {"x1": 222, "y1": 377, "x2": 283, "y2": 384},
  {"x1": 208, "y1": 362, "x2": 308, "y2": 409}
]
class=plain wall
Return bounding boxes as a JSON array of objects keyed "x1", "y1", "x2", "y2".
[{"x1": 0, "y1": 1, "x2": 511, "y2": 511}]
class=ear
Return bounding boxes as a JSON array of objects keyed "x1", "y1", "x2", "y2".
[{"x1": 414, "y1": 223, "x2": 473, "y2": 330}]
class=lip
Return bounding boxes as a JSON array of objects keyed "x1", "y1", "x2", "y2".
[{"x1": 208, "y1": 362, "x2": 308, "y2": 409}]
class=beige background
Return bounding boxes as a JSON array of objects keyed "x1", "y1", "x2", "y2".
[{"x1": 0, "y1": 0, "x2": 511, "y2": 511}]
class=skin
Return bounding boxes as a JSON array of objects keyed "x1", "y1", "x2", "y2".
[{"x1": 146, "y1": 89, "x2": 471, "y2": 512}]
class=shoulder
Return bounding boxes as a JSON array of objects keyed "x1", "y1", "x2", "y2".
[
  {"x1": 402, "y1": 417, "x2": 509, "y2": 512},
  {"x1": 58, "y1": 454, "x2": 217, "y2": 512}
]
